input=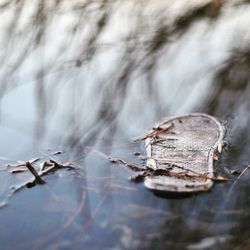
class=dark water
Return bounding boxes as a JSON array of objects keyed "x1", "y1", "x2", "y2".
[{"x1": 0, "y1": 1, "x2": 250, "y2": 249}]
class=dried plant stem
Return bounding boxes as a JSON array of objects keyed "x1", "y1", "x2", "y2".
[
  {"x1": 155, "y1": 170, "x2": 227, "y2": 181},
  {"x1": 133, "y1": 123, "x2": 174, "y2": 142},
  {"x1": 25, "y1": 162, "x2": 46, "y2": 184},
  {"x1": 227, "y1": 164, "x2": 250, "y2": 195},
  {"x1": 93, "y1": 149, "x2": 145, "y2": 172},
  {"x1": 7, "y1": 160, "x2": 77, "y2": 197}
]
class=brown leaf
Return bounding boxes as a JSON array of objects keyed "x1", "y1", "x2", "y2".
[{"x1": 214, "y1": 153, "x2": 219, "y2": 161}]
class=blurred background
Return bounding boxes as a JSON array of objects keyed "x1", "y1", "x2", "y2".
[{"x1": 0, "y1": 0, "x2": 250, "y2": 249}]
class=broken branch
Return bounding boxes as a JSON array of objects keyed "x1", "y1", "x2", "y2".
[{"x1": 25, "y1": 162, "x2": 46, "y2": 184}]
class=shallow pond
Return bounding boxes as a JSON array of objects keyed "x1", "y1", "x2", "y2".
[{"x1": 0, "y1": 0, "x2": 250, "y2": 249}]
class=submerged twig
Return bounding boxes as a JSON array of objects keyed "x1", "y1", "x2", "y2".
[
  {"x1": 39, "y1": 160, "x2": 77, "y2": 177},
  {"x1": 227, "y1": 164, "x2": 250, "y2": 195},
  {"x1": 93, "y1": 149, "x2": 145, "y2": 172},
  {"x1": 216, "y1": 164, "x2": 250, "y2": 218},
  {"x1": 95, "y1": 148, "x2": 228, "y2": 182}
]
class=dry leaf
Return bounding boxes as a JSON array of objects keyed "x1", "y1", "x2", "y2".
[{"x1": 214, "y1": 154, "x2": 219, "y2": 161}]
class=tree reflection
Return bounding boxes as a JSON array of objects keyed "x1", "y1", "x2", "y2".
[{"x1": 0, "y1": 1, "x2": 250, "y2": 248}]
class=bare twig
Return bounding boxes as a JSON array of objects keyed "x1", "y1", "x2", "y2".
[
  {"x1": 93, "y1": 149, "x2": 145, "y2": 172},
  {"x1": 25, "y1": 162, "x2": 46, "y2": 184},
  {"x1": 40, "y1": 160, "x2": 77, "y2": 177},
  {"x1": 227, "y1": 164, "x2": 250, "y2": 195},
  {"x1": 133, "y1": 123, "x2": 174, "y2": 142},
  {"x1": 9, "y1": 160, "x2": 77, "y2": 194},
  {"x1": 153, "y1": 169, "x2": 228, "y2": 181},
  {"x1": 107, "y1": 156, "x2": 144, "y2": 172}
]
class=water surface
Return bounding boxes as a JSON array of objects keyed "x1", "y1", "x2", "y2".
[{"x1": 0, "y1": 1, "x2": 250, "y2": 249}]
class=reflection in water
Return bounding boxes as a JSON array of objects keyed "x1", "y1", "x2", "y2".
[{"x1": 0, "y1": 0, "x2": 250, "y2": 249}]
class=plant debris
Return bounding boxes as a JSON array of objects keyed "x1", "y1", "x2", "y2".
[
  {"x1": 49, "y1": 150, "x2": 64, "y2": 156},
  {"x1": 108, "y1": 156, "x2": 145, "y2": 172},
  {"x1": 95, "y1": 147, "x2": 229, "y2": 184},
  {"x1": 7, "y1": 157, "x2": 40, "y2": 173},
  {"x1": 133, "y1": 123, "x2": 174, "y2": 142},
  {"x1": 130, "y1": 167, "x2": 228, "y2": 183},
  {"x1": 227, "y1": 164, "x2": 250, "y2": 195},
  {"x1": 9, "y1": 159, "x2": 78, "y2": 192},
  {"x1": 213, "y1": 153, "x2": 219, "y2": 161},
  {"x1": 133, "y1": 152, "x2": 141, "y2": 156},
  {"x1": 93, "y1": 149, "x2": 145, "y2": 172},
  {"x1": 25, "y1": 162, "x2": 46, "y2": 185},
  {"x1": 230, "y1": 169, "x2": 241, "y2": 175}
]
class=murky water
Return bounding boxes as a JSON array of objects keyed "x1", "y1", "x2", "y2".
[{"x1": 0, "y1": 0, "x2": 250, "y2": 249}]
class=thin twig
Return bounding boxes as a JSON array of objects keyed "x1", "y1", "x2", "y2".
[
  {"x1": 108, "y1": 156, "x2": 145, "y2": 172},
  {"x1": 227, "y1": 164, "x2": 250, "y2": 195},
  {"x1": 8, "y1": 160, "x2": 77, "y2": 195},
  {"x1": 40, "y1": 160, "x2": 77, "y2": 177},
  {"x1": 215, "y1": 164, "x2": 250, "y2": 219},
  {"x1": 25, "y1": 162, "x2": 46, "y2": 184},
  {"x1": 155, "y1": 159, "x2": 206, "y2": 175},
  {"x1": 133, "y1": 123, "x2": 174, "y2": 142},
  {"x1": 154, "y1": 170, "x2": 228, "y2": 181},
  {"x1": 94, "y1": 148, "x2": 227, "y2": 182},
  {"x1": 93, "y1": 149, "x2": 145, "y2": 172}
]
